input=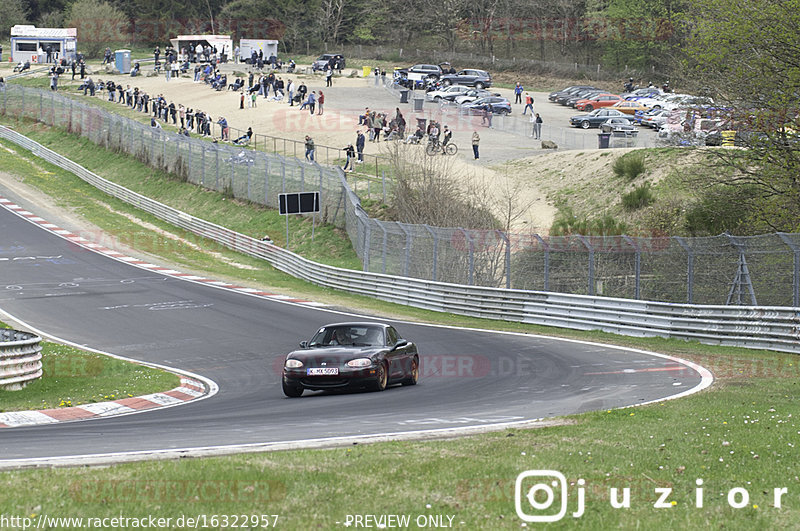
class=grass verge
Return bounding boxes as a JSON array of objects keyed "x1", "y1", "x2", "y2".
[
  {"x1": 1, "y1": 101, "x2": 798, "y2": 528},
  {"x1": 0, "y1": 322, "x2": 179, "y2": 412}
]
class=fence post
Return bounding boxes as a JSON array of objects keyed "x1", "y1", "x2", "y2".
[
  {"x1": 623, "y1": 235, "x2": 641, "y2": 299},
  {"x1": 424, "y1": 225, "x2": 438, "y2": 282},
  {"x1": 674, "y1": 236, "x2": 694, "y2": 304},
  {"x1": 497, "y1": 230, "x2": 511, "y2": 289},
  {"x1": 462, "y1": 228, "x2": 475, "y2": 285},
  {"x1": 533, "y1": 234, "x2": 550, "y2": 291},
  {"x1": 777, "y1": 232, "x2": 800, "y2": 306},
  {"x1": 379, "y1": 223, "x2": 388, "y2": 274},
  {"x1": 577, "y1": 235, "x2": 595, "y2": 295},
  {"x1": 265, "y1": 157, "x2": 270, "y2": 205},
  {"x1": 397, "y1": 223, "x2": 412, "y2": 278},
  {"x1": 201, "y1": 143, "x2": 206, "y2": 186}
]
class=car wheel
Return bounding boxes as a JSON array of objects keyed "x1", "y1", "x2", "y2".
[
  {"x1": 282, "y1": 379, "x2": 303, "y2": 397},
  {"x1": 584, "y1": 104, "x2": 593, "y2": 112},
  {"x1": 475, "y1": 82, "x2": 484, "y2": 89},
  {"x1": 653, "y1": 105, "x2": 661, "y2": 110},
  {"x1": 372, "y1": 362, "x2": 388, "y2": 391},
  {"x1": 500, "y1": 109, "x2": 510, "y2": 115},
  {"x1": 434, "y1": 96, "x2": 441, "y2": 102},
  {"x1": 402, "y1": 357, "x2": 419, "y2": 386},
  {"x1": 442, "y1": 79, "x2": 451, "y2": 87},
  {"x1": 581, "y1": 120, "x2": 591, "y2": 129}
]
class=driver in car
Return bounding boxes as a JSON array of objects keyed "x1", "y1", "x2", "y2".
[{"x1": 330, "y1": 328, "x2": 350, "y2": 345}]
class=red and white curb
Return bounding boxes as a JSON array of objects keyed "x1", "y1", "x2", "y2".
[
  {"x1": 0, "y1": 195, "x2": 326, "y2": 307},
  {"x1": 0, "y1": 378, "x2": 207, "y2": 428}
]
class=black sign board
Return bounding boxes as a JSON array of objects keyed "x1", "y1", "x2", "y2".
[{"x1": 279, "y1": 192, "x2": 320, "y2": 215}]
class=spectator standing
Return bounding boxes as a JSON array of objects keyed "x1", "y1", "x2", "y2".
[
  {"x1": 325, "y1": 67, "x2": 333, "y2": 87},
  {"x1": 217, "y1": 117, "x2": 229, "y2": 140},
  {"x1": 287, "y1": 79, "x2": 295, "y2": 106},
  {"x1": 154, "y1": 46, "x2": 160, "y2": 66},
  {"x1": 297, "y1": 82, "x2": 307, "y2": 103},
  {"x1": 308, "y1": 91, "x2": 316, "y2": 114},
  {"x1": 79, "y1": 60, "x2": 86, "y2": 80},
  {"x1": 240, "y1": 91, "x2": 245, "y2": 109},
  {"x1": 49, "y1": 69, "x2": 59, "y2": 91},
  {"x1": 533, "y1": 113, "x2": 543, "y2": 140},
  {"x1": 472, "y1": 131, "x2": 480, "y2": 159},
  {"x1": 305, "y1": 136, "x2": 315, "y2": 162},
  {"x1": 523, "y1": 93, "x2": 534, "y2": 115},
  {"x1": 317, "y1": 91, "x2": 325, "y2": 115},
  {"x1": 0, "y1": 43, "x2": 3, "y2": 62},
  {"x1": 343, "y1": 143, "x2": 355, "y2": 172},
  {"x1": 514, "y1": 82, "x2": 523, "y2": 104},
  {"x1": 356, "y1": 130, "x2": 365, "y2": 163}
]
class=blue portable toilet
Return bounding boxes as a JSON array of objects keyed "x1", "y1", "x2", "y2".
[{"x1": 115, "y1": 49, "x2": 131, "y2": 74}]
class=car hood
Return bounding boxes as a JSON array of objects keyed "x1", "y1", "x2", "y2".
[{"x1": 287, "y1": 346, "x2": 385, "y2": 361}]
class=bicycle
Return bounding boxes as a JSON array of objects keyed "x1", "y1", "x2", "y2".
[{"x1": 425, "y1": 139, "x2": 458, "y2": 156}]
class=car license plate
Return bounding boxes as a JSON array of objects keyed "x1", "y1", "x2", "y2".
[{"x1": 307, "y1": 367, "x2": 339, "y2": 376}]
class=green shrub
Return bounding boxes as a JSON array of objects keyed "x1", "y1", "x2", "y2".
[
  {"x1": 612, "y1": 152, "x2": 647, "y2": 180},
  {"x1": 622, "y1": 183, "x2": 655, "y2": 210}
]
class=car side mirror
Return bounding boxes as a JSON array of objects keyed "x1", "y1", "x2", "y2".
[
  {"x1": 299, "y1": 341, "x2": 309, "y2": 348},
  {"x1": 392, "y1": 339, "x2": 408, "y2": 350}
]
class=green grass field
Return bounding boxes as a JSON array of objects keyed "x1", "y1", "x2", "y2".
[{"x1": 0, "y1": 98, "x2": 797, "y2": 529}]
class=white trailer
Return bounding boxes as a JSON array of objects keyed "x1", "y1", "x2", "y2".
[{"x1": 238, "y1": 39, "x2": 279, "y2": 63}]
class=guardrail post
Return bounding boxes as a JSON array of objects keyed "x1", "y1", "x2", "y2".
[
  {"x1": 777, "y1": 232, "x2": 800, "y2": 306},
  {"x1": 623, "y1": 235, "x2": 641, "y2": 299},
  {"x1": 674, "y1": 236, "x2": 694, "y2": 304},
  {"x1": 577, "y1": 234, "x2": 595, "y2": 296},
  {"x1": 424, "y1": 224, "x2": 438, "y2": 282},
  {"x1": 533, "y1": 234, "x2": 551, "y2": 292}
]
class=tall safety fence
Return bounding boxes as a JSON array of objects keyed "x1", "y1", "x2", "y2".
[{"x1": 2, "y1": 84, "x2": 800, "y2": 307}]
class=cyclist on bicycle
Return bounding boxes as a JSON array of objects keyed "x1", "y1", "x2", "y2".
[
  {"x1": 441, "y1": 125, "x2": 452, "y2": 153},
  {"x1": 428, "y1": 122, "x2": 440, "y2": 148}
]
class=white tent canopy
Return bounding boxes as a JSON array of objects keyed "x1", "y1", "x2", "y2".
[{"x1": 169, "y1": 35, "x2": 233, "y2": 60}]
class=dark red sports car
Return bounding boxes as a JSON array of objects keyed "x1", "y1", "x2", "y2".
[{"x1": 282, "y1": 322, "x2": 419, "y2": 397}]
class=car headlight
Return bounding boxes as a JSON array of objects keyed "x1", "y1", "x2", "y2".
[
  {"x1": 346, "y1": 358, "x2": 372, "y2": 368},
  {"x1": 285, "y1": 359, "x2": 303, "y2": 368}
]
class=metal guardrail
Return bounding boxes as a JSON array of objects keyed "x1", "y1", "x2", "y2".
[
  {"x1": 1, "y1": 126, "x2": 799, "y2": 355},
  {"x1": 0, "y1": 329, "x2": 43, "y2": 390}
]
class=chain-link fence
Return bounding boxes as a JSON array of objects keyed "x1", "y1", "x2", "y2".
[{"x1": 2, "y1": 83, "x2": 798, "y2": 307}]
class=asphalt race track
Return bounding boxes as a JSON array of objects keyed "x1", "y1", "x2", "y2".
[{"x1": 0, "y1": 199, "x2": 709, "y2": 466}]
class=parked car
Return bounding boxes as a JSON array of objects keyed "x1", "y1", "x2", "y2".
[
  {"x1": 550, "y1": 85, "x2": 598, "y2": 103},
  {"x1": 622, "y1": 87, "x2": 662, "y2": 100},
  {"x1": 638, "y1": 108, "x2": 670, "y2": 128},
  {"x1": 426, "y1": 85, "x2": 471, "y2": 102},
  {"x1": 396, "y1": 63, "x2": 442, "y2": 81},
  {"x1": 454, "y1": 88, "x2": 497, "y2": 105},
  {"x1": 564, "y1": 89, "x2": 604, "y2": 107},
  {"x1": 462, "y1": 96, "x2": 512, "y2": 115},
  {"x1": 600, "y1": 118, "x2": 639, "y2": 134},
  {"x1": 611, "y1": 100, "x2": 650, "y2": 115},
  {"x1": 440, "y1": 69, "x2": 492, "y2": 89},
  {"x1": 575, "y1": 93, "x2": 624, "y2": 112},
  {"x1": 281, "y1": 322, "x2": 419, "y2": 397},
  {"x1": 570, "y1": 108, "x2": 631, "y2": 129},
  {"x1": 312, "y1": 53, "x2": 344, "y2": 71}
]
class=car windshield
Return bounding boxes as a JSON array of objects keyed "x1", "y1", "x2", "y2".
[{"x1": 310, "y1": 325, "x2": 385, "y2": 347}]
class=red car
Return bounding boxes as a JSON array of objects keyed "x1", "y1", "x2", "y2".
[{"x1": 575, "y1": 93, "x2": 624, "y2": 112}]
